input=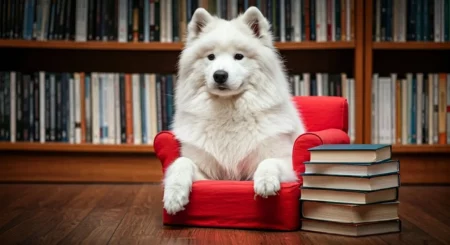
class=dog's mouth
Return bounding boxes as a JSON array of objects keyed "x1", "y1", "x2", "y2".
[{"x1": 217, "y1": 85, "x2": 229, "y2": 91}]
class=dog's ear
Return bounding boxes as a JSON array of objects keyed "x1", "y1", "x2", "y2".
[
  {"x1": 187, "y1": 8, "x2": 214, "y2": 43},
  {"x1": 240, "y1": 7, "x2": 271, "y2": 41}
]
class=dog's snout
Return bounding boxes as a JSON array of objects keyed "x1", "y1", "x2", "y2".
[{"x1": 213, "y1": 70, "x2": 228, "y2": 84}]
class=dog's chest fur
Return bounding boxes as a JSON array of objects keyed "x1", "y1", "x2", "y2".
[{"x1": 173, "y1": 98, "x2": 297, "y2": 180}]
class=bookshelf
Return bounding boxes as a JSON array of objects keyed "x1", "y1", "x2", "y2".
[
  {"x1": 364, "y1": 0, "x2": 450, "y2": 184},
  {"x1": 1, "y1": 0, "x2": 448, "y2": 184}
]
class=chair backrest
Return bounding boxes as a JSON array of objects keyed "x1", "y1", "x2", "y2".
[{"x1": 292, "y1": 96, "x2": 348, "y2": 133}]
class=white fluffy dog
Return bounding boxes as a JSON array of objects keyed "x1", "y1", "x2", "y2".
[{"x1": 163, "y1": 6, "x2": 306, "y2": 215}]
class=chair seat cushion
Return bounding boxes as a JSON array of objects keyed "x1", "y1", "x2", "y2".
[{"x1": 163, "y1": 180, "x2": 302, "y2": 231}]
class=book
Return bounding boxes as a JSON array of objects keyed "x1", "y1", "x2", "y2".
[
  {"x1": 304, "y1": 159, "x2": 400, "y2": 176},
  {"x1": 301, "y1": 201, "x2": 399, "y2": 223},
  {"x1": 302, "y1": 173, "x2": 400, "y2": 191},
  {"x1": 300, "y1": 219, "x2": 401, "y2": 237},
  {"x1": 308, "y1": 144, "x2": 392, "y2": 163},
  {"x1": 300, "y1": 187, "x2": 399, "y2": 205}
]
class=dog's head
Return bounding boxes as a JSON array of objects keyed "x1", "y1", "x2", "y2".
[{"x1": 177, "y1": 7, "x2": 288, "y2": 99}]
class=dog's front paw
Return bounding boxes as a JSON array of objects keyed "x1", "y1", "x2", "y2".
[
  {"x1": 253, "y1": 174, "x2": 281, "y2": 198},
  {"x1": 163, "y1": 183, "x2": 191, "y2": 215}
]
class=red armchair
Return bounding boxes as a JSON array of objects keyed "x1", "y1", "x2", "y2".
[{"x1": 154, "y1": 96, "x2": 350, "y2": 231}]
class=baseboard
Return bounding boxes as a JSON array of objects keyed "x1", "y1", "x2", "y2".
[{"x1": 0, "y1": 151, "x2": 448, "y2": 184}]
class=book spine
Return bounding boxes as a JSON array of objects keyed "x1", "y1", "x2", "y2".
[{"x1": 438, "y1": 73, "x2": 447, "y2": 143}]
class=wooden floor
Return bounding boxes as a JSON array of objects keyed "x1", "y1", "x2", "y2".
[{"x1": 0, "y1": 184, "x2": 448, "y2": 245}]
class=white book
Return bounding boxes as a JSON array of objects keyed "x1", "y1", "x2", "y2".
[
  {"x1": 379, "y1": 77, "x2": 391, "y2": 144},
  {"x1": 10, "y1": 72, "x2": 16, "y2": 143},
  {"x1": 317, "y1": 73, "x2": 323, "y2": 96},
  {"x1": 118, "y1": 0, "x2": 128, "y2": 42},
  {"x1": 303, "y1": 73, "x2": 310, "y2": 96},
  {"x1": 294, "y1": 75, "x2": 301, "y2": 96},
  {"x1": 160, "y1": 1, "x2": 166, "y2": 42},
  {"x1": 375, "y1": 0, "x2": 381, "y2": 41},
  {"x1": 416, "y1": 73, "x2": 423, "y2": 145},
  {"x1": 280, "y1": 0, "x2": 286, "y2": 42},
  {"x1": 108, "y1": 74, "x2": 116, "y2": 144},
  {"x1": 149, "y1": 74, "x2": 158, "y2": 141},
  {"x1": 401, "y1": 78, "x2": 408, "y2": 144},
  {"x1": 293, "y1": 0, "x2": 301, "y2": 41},
  {"x1": 115, "y1": 74, "x2": 121, "y2": 144},
  {"x1": 69, "y1": 76, "x2": 75, "y2": 144},
  {"x1": 144, "y1": 0, "x2": 150, "y2": 42},
  {"x1": 144, "y1": 74, "x2": 152, "y2": 144},
  {"x1": 132, "y1": 74, "x2": 142, "y2": 144},
  {"x1": 75, "y1": 0, "x2": 88, "y2": 42},
  {"x1": 216, "y1": 0, "x2": 222, "y2": 18},
  {"x1": 435, "y1": 0, "x2": 441, "y2": 42},
  {"x1": 167, "y1": 0, "x2": 173, "y2": 43},
  {"x1": 91, "y1": 73, "x2": 100, "y2": 144},
  {"x1": 391, "y1": 73, "x2": 397, "y2": 144},
  {"x1": 349, "y1": 78, "x2": 355, "y2": 143},
  {"x1": 372, "y1": 74, "x2": 379, "y2": 143},
  {"x1": 74, "y1": 73, "x2": 81, "y2": 144},
  {"x1": 39, "y1": 71, "x2": 45, "y2": 143},
  {"x1": 39, "y1": 0, "x2": 50, "y2": 40}
]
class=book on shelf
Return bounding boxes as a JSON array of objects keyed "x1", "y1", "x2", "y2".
[
  {"x1": 0, "y1": 0, "x2": 355, "y2": 43},
  {"x1": 0, "y1": 71, "x2": 176, "y2": 145},
  {"x1": 372, "y1": 0, "x2": 450, "y2": 42},
  {"x1": 300, "y1": 144, "x2": 401, "y2": 237},
  {"x1": 0, "y1": 71, "x2": 356, "y2": 145},
  {"x1": 372, "y1": 73, "x2": 450, "y2": 145},
  {"x1": 288, "y1": 73, "x2": 356, "y2": 143}
]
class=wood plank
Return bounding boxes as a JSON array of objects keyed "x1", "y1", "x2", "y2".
[
  {"x1": 0, "y1": 152, "x2": 448, "y2": 184},
  {"x1": 58, "y1": 185, "x2": 140, "y2": 244},
  {"x1": 22, "y1": 185, "x2": 110, "y2": 244},
  {"x1": 354, "y1": 0, "x2": 365, "y2": 144},
  {"x1": 373, "y1": 42, "x2": 450, "y2": 50},
  {"x1": 392, "y1": 145, "x2": 450, "y2": 153},
  {"x1": 363, "y1": 0, "x2": 374, "y2": 145},
  {"x1": 395, "y1": 154, "x2": 450, "y2": 184},
  {"x1": 0, "y1": 185, "x2": 447, "y2": 244},
  {"x1": 0, "y1": 142, "x2": 155, "y2": 153},
  {"x1": 0, "y1": 40, "x2": 355, "y2": 51},
  {"x1": 0, "y1": 152, "x2": 163, "y2": 183}
]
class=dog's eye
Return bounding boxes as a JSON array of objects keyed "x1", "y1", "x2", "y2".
[
  {"x1": 207, "y1": 54, "x2": 215, "y2": 60},
  {"x1": 234, "y1": 53, "x2": 244, "y2": 60}
]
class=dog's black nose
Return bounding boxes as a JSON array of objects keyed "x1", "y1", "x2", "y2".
[{"x1": 213, "y1": 70, "x2": 228, "y2": 84}]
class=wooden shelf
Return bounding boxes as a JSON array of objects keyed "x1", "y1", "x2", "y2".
[
  {"x1": 0, "y1": 40, "x2": 355, "y2": 51},
  {"x1": 373, "y1": 42, "x2": 450, "y2": 50},
  {"x1": 392, "y1": 144, "x2": 450, "y2": 153},
  {"x1": 0, "y1": 142, "x2": 155, "y2": 153}
]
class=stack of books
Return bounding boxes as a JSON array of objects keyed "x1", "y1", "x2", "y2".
[{"x1": 300, "y1": 144, "x2": 402, "y2": 237}]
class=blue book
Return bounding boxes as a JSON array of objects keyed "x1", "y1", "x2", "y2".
[
  {"x1": 301, "y1": 172, "x2": 400, "y2": 192},
  {"x1": 303, "y1": 159, "x2": 400, "y2": 177},
  {"x1": 308, "y1": 144, "x2": 392, "y2": 163}
]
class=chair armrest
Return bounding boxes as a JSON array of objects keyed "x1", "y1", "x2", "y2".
[
  {"x1": 292, "y1": 128, "x2": 350, "y2": 176},
  {"x1": 153, "y1": 131, "x2": 181, "y2": 175}
]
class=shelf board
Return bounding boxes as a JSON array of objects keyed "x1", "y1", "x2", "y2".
[
  {"x1": 392, "y1": 144, "x2": 450, "y2": 153},
  {"x1": 0, "y1": 40, "x2": 355, "y2": 51},
  {"x1": 0, "y1": 142, "x2": 155, "y2": 153},
  {"x1": 373, "y1": 42, "x2": 450, "y2": 50}
]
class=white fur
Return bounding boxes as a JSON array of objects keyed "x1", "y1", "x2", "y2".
[{"x1": 163, "y1": 7, "x2": 306, "y2": 215}]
